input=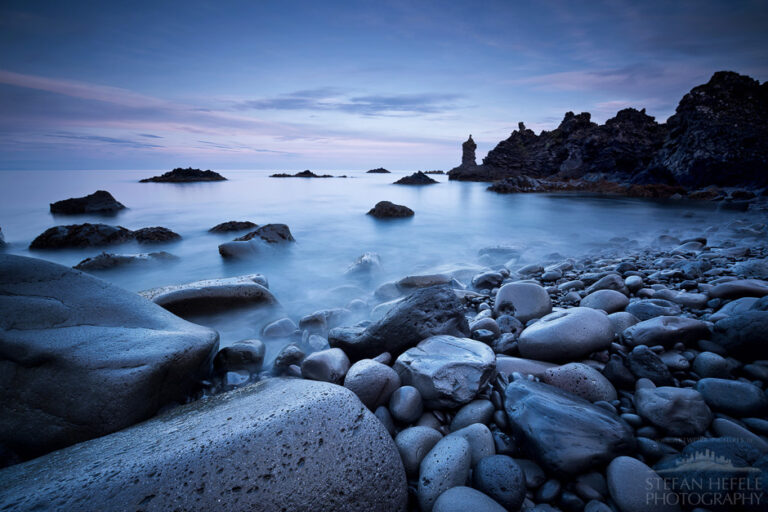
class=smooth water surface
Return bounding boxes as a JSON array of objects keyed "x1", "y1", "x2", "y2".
[{"x1": 0, "y1": 169, "x2": 751, "y2": 359}]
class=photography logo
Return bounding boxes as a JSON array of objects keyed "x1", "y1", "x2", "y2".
[{"x1": 648, "y1": 449, "x2": 765, "y2": 508}]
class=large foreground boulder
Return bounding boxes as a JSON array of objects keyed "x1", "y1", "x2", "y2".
[
  {"x1": 0, "y1": 254, "x2": 219, "y2": 455},
  {"x1": 50, "y1": 190, "x2": 126, "y2": 215},
  {"x1": 329, "y1": 285, "x2": 469, "y2": 360},
  {"x1": 0, "y1": 379, "x2": 408, "y2": 511},
  {"x1": 139, "y1": 274, "x2": 276, "y2": 317}
]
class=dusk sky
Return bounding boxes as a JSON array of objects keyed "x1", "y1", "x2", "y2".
[{"x1": 1, "y1": 0, "x2": 766, "y2": 171}]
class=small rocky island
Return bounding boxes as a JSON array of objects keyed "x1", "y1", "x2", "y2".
[
  {"x1": 140, "y1": 167, "x2": 227, "y2": 183},
  {"x1": 394, "y1": 171, "x2": 439, "y2": 185},
  {"x1": 367, "y1": 167, "x2": 391, "y2": 173},
  {"x1": 50, "y1": 190, "x2": 126, "y2": 215},
  {"x1": 270, "y1": 170, "x2": 334, "y2": 178}
]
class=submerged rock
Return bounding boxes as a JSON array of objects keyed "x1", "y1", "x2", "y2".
[
  {"x1": 139, "y1": 274, "x2": 275, "y2": 316},
  {"x1": 394, "y1": 171, "x2": 438, "y2": 185},
  {"x1": 74, "y1": 251, "x2": 179, "y2": 271},
  {"x1": 367, "y1": 201, "x2": 414, "y2": 218},
  {"x1": 49, "y1": 190, "x2": 126, "y2": 215},
  {"x1": 0, "y1": 379, "x2": 407, "y2": 512},
  {"x1": 218, "y1": 223, "x2": 295, "y2": 258},
  {"x1": 0, "y1": 254, "x2": 219, "y2": 456},
  {"x1": 140, "y1": 167, "x2": 226, "y2": 182}
]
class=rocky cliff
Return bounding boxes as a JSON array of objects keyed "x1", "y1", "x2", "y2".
[{"x1": 449, "y1": 71, "x2": 767, "y2": 189}]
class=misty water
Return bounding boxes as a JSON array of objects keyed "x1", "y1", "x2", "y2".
[{"x1": 0, "y1": 169, "x2": 753, "y2": 363}]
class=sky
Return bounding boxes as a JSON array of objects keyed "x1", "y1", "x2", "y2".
[{"x1": 0, "y1": 0, "x2": 766, "y2": 171}]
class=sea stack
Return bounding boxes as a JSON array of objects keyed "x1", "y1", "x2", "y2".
[{"x1": 462, "y1": 135, "x2": 477, "y2": 167}]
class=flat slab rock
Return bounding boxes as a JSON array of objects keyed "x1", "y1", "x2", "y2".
[
  {"x1": 0, "y1": 378, "x2": 408, "y2": 512},
  {"x1": 139, "y1": 274, "x2": 275, "y2": 316},
  {"x1": 0, "y1": 254, "x2": 219, "y2": 455}
]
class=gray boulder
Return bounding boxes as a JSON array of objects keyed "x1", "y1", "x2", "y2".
[
  {"x1": 343, "y1": 359, "x2": 401, "y2": 409},
  {"x1": 504, "y1": 379, "x2": 635, "y2": 475},
  {"x1": 394, "y1": 336, "x2": 495, "y2": 408},
  {"x1": 74, "y1": 251, "x2": 178, "y2": 271},
  {"x1": 301, "y1": 348, "x2": 351, "y2": 384},
  {"x1": 218, "y1": 223, "x2": 295, "y2": 258},
  {"x1": 0, "y1": 254, "x2": 218, "y2": 455},
  {"x1": 708, "y1": 279, "x2": 768, "y2": 300},
  {"x1": 626, "y1": 299, "x2": 681, "y2": 320},
  {"x1": 580, "y1": 289, "x2": 629, "y2": 313},
  {"x1": 712, "y1": 311, "x2": 768, "y2": 359},
  {"x1": 518, "y1": 307, "x2": 614, "y2": 362},
  {"x1": 634, "y1": 386, "x2": 712, "y2": 436},
  {"x1": 418, "y1": 435, "x2": 472, "y2": 512},
  {"x1": 432, "y1": 487, "x2": 506, "y2": 512},
  {"x1": 0, "y1": 379, "x2": 408, "y2": 512},
  {"x1": 621, "y1": 316, "x2": 711, "y2": 348},
  {"x1": 493, "y1": 282, "x2": 552, "y2": 322},
  {"x1": 607, "y1": 456, "x2": 681, "y2": 512},
  {"x1": 395, "y1": 426, "x2": 442, "y2": 476},
  {"x1": 367, "y1": 201, "x2": 414, "y2": 218},
  {"x1": 30, "y1": 223, "x2": 134, "y2": 249},
  {"x1": 541, "y1": 362, "x2": 617, "y2": 402},
  {"x1": 139, "y1": 274, "x2": 275, "y2": 317},
  {"x1": 329, "y1": 286, "x2": 469, "y2": 360}
]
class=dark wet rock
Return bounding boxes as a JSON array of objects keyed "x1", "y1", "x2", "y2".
[
  {"x1": 394, "y1": 426, "x2": 442, "y2": 476},
  {"x1": 262, "y1": 317, "x2": 298, "y2": 338},
  {"x1": 712, "y1": 417, "x2": 768, "y2": 452},
  {"x1": 343, "y1": 359, "x2": 401, "y2": 409},
  {"x1": 394, "y1": 335, "x2": 495, "y2": 408},
  {"x1": 626, "y1": 345, "x2": 674, "y2": 386},
  {"x1": 374, "y1": 406, "x2": 397, "y2": 436},
  {"x1": 602, "y1": 354, "x2": 636, "y2": 389},
  {"x1": 418, "y1": 435, "x2": 472, "y2": 512},
  {"x1": 626, "y1": 299, "x2": 682, "y2": 320},
  {"x1": 634, "y1": 386, "x2": 712, "y2": 436},
  {"x1": 709, "y1": 279, "x2": 768, "y2": 299},
  {"x1": 50, "y1": 190, "x2": 126, "y2": 215},
  {"x1": 586, "y1": 274, "x2": 629, "y2": 295},
  {"x1": 0, "y1": 254, "x2": 218, "y2": 456},
  {"x1": 607, "y1": 456, "x2": 681, "y2": 512},
  {"x1": 367, "y1": 167, "x2": 390, "y2": 173},
  {"x1": 0, "y1": 379, "x2": 407, "y2": 512},
  {"x1": 696, "y1": 378, "x2": 768, "y2": 416},
  {"x1": 692, "y1": 351, "x2": 729, "y2": 378},
  {"x1": 389, "y1": 385, "x2": 424, "y2": 424},
  {"x1": 450, "y1": 399, "x2": 495, "y2": 431},
  {"x1": 218, "y1": 223, "x2": 295, "y2": 257},
  {"x1": 709, "y1": 296, "x2": 759, "y2": 322},
  {"x1": 213, "y1": 339, "x2": 265, "y2": 374},
  {"x1": 732, "y1": 258, "x2": 768, "y2": 279},
  {"x1": 0, "y1": 227, "x2": 4, "y2": 247},
  {"x1": 608, "y1": 311, "x2": 640, "y2": 335},
  {"x1": 621, "y1": 316, "x2": 711, "y2": 348},
  {"x1": 472, "y1": 455, "x2": 526, "y2": 511},
  {"x1": 208, "y1": 220, "x2": 257, "y2": 232},
  {"x1": 712, "y1": 310, "x2": 768, "y2": 359},
  {"x1": 495, "y1": 355, "x2": 557, "y2": 379},
  {"x1": 493, "y1": 282, "x2": 552, "y2": 322},
  {"x1": 270, "y1": 169, "x2": 333, "y2": 178},
  {"x1": 301, "y1": 348, "x2": 351, "y2": 384},
  {"x1": 140, "y1": 167, "x2": 226, "y2": 182},
  {"x1": 30, "y1": 223, "x2": 134, "y2": 249},
  {"x1": 394, "y1": 171, "x2": 438, "y2": 185},
  {"x1": 580, "y1": 289, "x2": 629, "y2": 313},
  {"x1": 139, "y1": 274, "x2": 274, "y2": 317},
  {"x1": 518, "y1": 307, "x2": 614, "y2": 362},
  {"x1": 504, "y1": 379, "x2": 635, "y2": 475},
  {"x1": 367, "y1": 201, "x2": 414, "y2": 218},
  {"x1": 132, "y1": 226, "x2": 181, "y2": 244},
  {"x1": 432, "y1": 486, "x2": 506, "y2": 512},
  {"x1": 272, "y1": 343, "x2": 305, "y2": 373},
  {"x1": 445, "y1": 423, "x2": 495, "y2": 466},
  {"x1": 74, "y1": 251, "x2": 178, "y2": 271},
  {"x1": 541, "y1": 362, "x2": 617, "y2": 402},
  {"x1": 397, "y1": 273, "x2": 453, "y2": 291},
  {"x1": 329, "y1": 286, "x2": 469, "y2": 360},
  {"x1": 345, "y1": 252, "x2": 381, "y2": 278}
]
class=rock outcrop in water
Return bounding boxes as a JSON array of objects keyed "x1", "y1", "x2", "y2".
[
  {"x1": 367, "y1": 167, "x2": 391, "y2": 173},
  {"x1": 270, "y1": 169, "x2": 334, "y2": 178},
  {"x1": 449, "y1": 71, "x2": 768, "y2": 192},
  {"x1": 49, "y1": 190, "x2": 126, "y2": 215},
  {"x1": 208, "y1": 220, "x2": 258, "y2": 232},
  {"x1": 30, "y1": 223, "x2": 181, "y2": 249},
  {"x1": 140, "y1": 167, "x2": 226, "y2": 182},
  {"x1": 394, "y1": 171, "x2": 438, "y2": 185},
  {"x1": 74, "y1": 251, "x2": 178, "y2": 271},
  {"x1": 367, "y1": 201, "x2": 415, "y2": 218}
]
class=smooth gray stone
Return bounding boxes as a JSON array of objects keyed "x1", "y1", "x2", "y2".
[
  {"x1": 213, "y1": 339, "x2": 265, "y2": 374},
  {"x1": 343, "y1": 359, "x2": 401, "y2": 410},
  {"x1": 608, "y1": 311, "x2": 640, "y2": 335},
  {"x1": 139, "y1": 274, "x2": 275, "y2": 316},
  {"x1": 709, "y1": 279, "x2": 768, "y2": 300},
  {"x1": 0, "y1": 254, "x2": 218, "y2": 456},
  {"x1": 446, "y1": 423, "x2": 496, "y2": 465},
  {"x1": 300, "y1": 348, "x2": 350, "y2": 384},
  {"x1": 654, "y1": 289, "x2": 708, "y2": 310},
  {"x1": 329, "y1": 286, "x2": 469, "y2": 360},
  {"x1": 74, "y1": 251, "x2": 179, "y2": 271},
  {"x1": 580, "y1": 289, "x2": 629, "y2": 313},
  {"x1": 394, "y1": 336, "x2": 495, "y2": 408},
  {"x1": 625, "y1": 299, "x2": 681, "y2": 320},
  {"x1": 621, "y1": 316, "x2": 711, "y2": 348},
  {"x1": 470, "y1": 316, "x2": 501, "y2": 337},
  {"x1": 536, "y1": 478, "x2": 561, "y2": 502},
  {"x1": 504, "y1": 379, "x2": 635, "y2": 475},
  {"x1": 515, "y1": 458, "x2": 546, "y2": 488},
  {"x1": 493, "y1": 282, "x2": 552, "y2": 322},
  {"x1": 394, "y1": 426, "x2": 442, "y2": 476},
  {"x1": 495, "y1": 355, "x2": 557, "y2": 378},
  {"x1": 273, "y1": 343, "x2": 305, "y2": 372},
  {"x1": 712, "y1": 311, "x2": 768, "y2": 359},
  {"x1": 627, "y1": 345, "x2": 674, "y2": 386},
  {"x1": 586, "y1": 273, "x2": 629, "y2": 295},
  {"x1": 262, "y1": 317, "x2": 298, "y2": 338},
  {"x1": 709, "y1": 296, "x2": 759, "y2": 322},
  {"x1": 518, "y1": 307, "x2": 614, "y2": 362},
  {"x1": 712, "y1": 417, "x2": 768, "y2": 452},
  {"x1": 607, "y1": 456, "x2": 681, "y2": 512},
  {"x1": 450, "y1": 400, "x2": 495, "y2": 431},
  {"x1": 389, "y1": 385, "x2": 424, "y2": 424},
  {"x1": 418, "y1": 435, "x2": 472, "y2": 512},
  {"x1": 397, "y1": 273, "x2": 452, "y2": 290},
  {"x1": 432, "y1": 486, "x2": 506, "y2": 512},
  {"x1": 472, "y1": 455, "x2": 526, "y2": 510},
  {"x1": 0, "y1": 379, "x2": 408, "y2": 512},
  {"x1": 625, "y1": 275, "x2": 643, "y2": 293},
  {"x1": 634, "y1": 386, "x2": 712, "y2": 436},
  {"x1": 692, "y1": 351, "x2": 729, "y2": 378},
  {"x1": 697, "y1": 378, "x2": 768, "y2": 416},
  {"x1": 375, "y1": 405, "x2": 397, "y2": 437},
  {"x1": 541, "y1": 362, "x2": 618, "y2": 402}
]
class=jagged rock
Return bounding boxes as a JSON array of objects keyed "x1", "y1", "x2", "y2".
[
  {"x1": 50, "y1": 190, "x2": 126, "y2": 215},
  {"x1": 0, "y1": 379, "x2": 408, "y2": 512},
  {"x1": 367, "y1": 201, "x2": 414, "y2": 218},
  {"x1": 139, "y1": 274, "x2": 275, "y2": 316},
  {"x1": 394, "y1": 171, "x2": 438, "y2": 185},
  {"x1": 0, "y1": 254, "x2": 219, "y2": 456},
  {"x1": 366, "y1": 167, "x2": 390, "y2": 173},
  {"x1": 132, "y1": 226, "x2": 181, "y2": 243},
  {"x1": 30, "y1": 223, "x2": 133, "y2": 248},
  {"x1": 140, "y1": 167, "x2": 226, "y2": 182},
  {"x1": 208, "y1": 220, "x2": 257, "y2": 232},
  {"x1": 74, "y1": 251, "x2": 179, "y2": 271},
  {"x1": 462, "y1": 135, "x2": 477, "y2": 166}
]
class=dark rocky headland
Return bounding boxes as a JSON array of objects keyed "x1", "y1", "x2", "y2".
[{"x1": 449, "y1": 71, "x2": 768, "y2": 199}]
